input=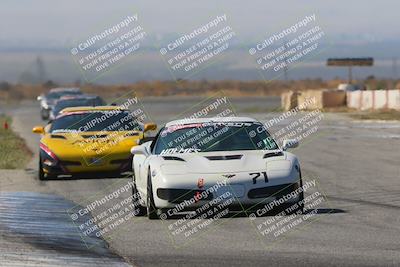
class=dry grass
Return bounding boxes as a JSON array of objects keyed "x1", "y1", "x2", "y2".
[
  {"x1": 320, "y1": 107, "x2": 358, "y2": 113},
  {"x1": 0, "y1": 116, "x2": 32, "y2": 169},
  {"x1": 0, "y1": 79, "x2": 341, "y2": 101},
  {"x1": 348, "y1": 109, "x2": 400, "y2": 121}
]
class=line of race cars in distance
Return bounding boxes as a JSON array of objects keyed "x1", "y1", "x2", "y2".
[{"x1": 37, "y1": 87, "x2": 107, "y2": 121}]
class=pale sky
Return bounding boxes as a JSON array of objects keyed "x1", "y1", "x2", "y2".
[{"x1": 0, "y1": 0, "x2": 398, "y2": 47}]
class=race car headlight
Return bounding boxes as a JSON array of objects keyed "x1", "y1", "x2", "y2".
[
  {"x1": 40, "y1": 143, "x2": 59, "y2": 163},
  {"x1": 43, "y1": 159, "x2": 57, "y2": 166},
  {"x1": 160, "y1": 164, "x2": 189, "y2": 175}
]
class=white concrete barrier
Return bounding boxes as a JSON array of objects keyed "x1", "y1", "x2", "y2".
[
  {"x1": 374, "y1": 90, "x2": 387, "y2": 109},
  {"x1": 361, "y1": 91, "x2": 373, "y2": 110},
  {"x1": 347, "y1": 90, "x2": 361, "y2": 109},
  {"x1": 388, "y1": 90, "x2": 400, "y2": 109},
  {"x1": 346, "y1": 89, "x2": 400, "y2": 110}
]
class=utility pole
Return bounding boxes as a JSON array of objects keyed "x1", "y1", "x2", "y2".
[
  {"x1": 36, "y1": 56, "x2": 46, "y2": 83},
  {"x1": 348, "y1": 66, "x2": 352, "y2": 84},
  {"x1": 391, "y1": 57, "x2": 397, "y2": 89},
  {"x1": 282, "y1": 39, "x2": 288, "y2": 82}
]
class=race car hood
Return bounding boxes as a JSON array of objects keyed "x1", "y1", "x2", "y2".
[
  {"x1": 155, "y1": 149, "x2": 295, "y2": 174},
  {"x1": 41, "y1": 131, "x2": 143, "y2": 158}
]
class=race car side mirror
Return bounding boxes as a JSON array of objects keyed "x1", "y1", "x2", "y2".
[
  {"x1": 144, "y1": 123, "x2": 157, "y2": 132},
  {"x1": 32, "y1": 126, "x2": 45, "y2": 134},
  {"x1": 131, "y1": 145, "x2": 150, "y2": 156},
  {"x1": 282, "y1": 139, "x2": 299, "y2": 151}
]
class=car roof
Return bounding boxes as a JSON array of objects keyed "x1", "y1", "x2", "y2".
[
  {"x1": 58, "y1": 94, "x2": 98, "y2": 101},
  {"x1": 49, "y1": 87, "x2": 81, "y2": 93},
  {"x1": 59, "y1": 106, "x2": 127, "y2": 113},
  {"x1": 165, "y1": 117, "x2": 258, "y2": 127}
]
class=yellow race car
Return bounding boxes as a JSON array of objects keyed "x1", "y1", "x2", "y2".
[{"x1": 32, "y1": 106, "x2": 156, "y2": 180}]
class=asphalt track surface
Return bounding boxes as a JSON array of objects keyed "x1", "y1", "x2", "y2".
[{"x1": 1, "y1": 97, "x2": 400, "y2": 267}]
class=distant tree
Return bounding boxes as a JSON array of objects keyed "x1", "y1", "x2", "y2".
[
  {"x1": 376, "y1": 80, "x2": 388, "y2": 90},
  {"x1": 36, "y1": 56, "x2": 46, "y2": 83}
]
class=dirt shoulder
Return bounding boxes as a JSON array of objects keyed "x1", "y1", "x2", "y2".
[{"x1": 0, "y1": 115, "x2": 32, "y2": 169}]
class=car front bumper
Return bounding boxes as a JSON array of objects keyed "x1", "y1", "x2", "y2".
[
  {"x1": 41, "y1": 152, "x2": 132, "y2": 178},
  {"x1": 153, "y1": 182, "x2": 302, "y2": 212}
]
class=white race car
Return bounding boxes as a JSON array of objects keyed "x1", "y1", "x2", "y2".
[{"x1": 131, "y1": 117, "x2": 303, "y2": 219}]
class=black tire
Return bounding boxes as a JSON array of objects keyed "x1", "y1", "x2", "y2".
[
  {"x1": 296, "y1": 168, "x2": 305, "y2": 214},
  {"x1": 281, "y1": 169, "x2": 305, "y2": 215},
  {"x1": 132, "y1": 170, "x2": 146, "y2": 216},
  {"x1": 38, "y1": 157, "x2": 47, "y2": 181},
  {"x1": 146, "y1": 170, "x2": 159, "y2": 220}
]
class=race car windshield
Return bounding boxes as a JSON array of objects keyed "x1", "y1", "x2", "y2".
[
  {"x1": 50, "y1": 111, "x2": 143, "y2": 133},
  {"x1": 53, "y1": 98, "x2": 106, "y2": 116},
  {"x1": 47, "y1": 91, "x2": 82, "y2": 99},
  {"x1": 154, "y1": 122, "x2": 278, "y2": 154}
]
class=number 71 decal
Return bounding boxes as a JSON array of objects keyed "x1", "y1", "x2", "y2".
[{"x1": 250, "y1": 171, "x2": 268, "y2": 184}]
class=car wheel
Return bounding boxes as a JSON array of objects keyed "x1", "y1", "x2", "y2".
[
  {"x1": 296, "y1": 168, "x2": 305, "y2": 214},
  {"x1": 132, "y1": 170, "x2": 147, "y2": 216},
  {"x1": 146, "y1": 170, "x2": 159, "y2": 220},
  {"x1": 38, "y1": 157, "x2": 47, "y2": 181}
]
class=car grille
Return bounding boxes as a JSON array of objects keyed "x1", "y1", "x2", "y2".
[
  {"x1": 157, "y1": 188, "x2": 213, "y2": 203},
  {"x1": 205, "y1": 155, "x2": 243, "y2": 160},
  {"x1": 82, "y1": 134, "x2": 108, "y2": 139}
]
